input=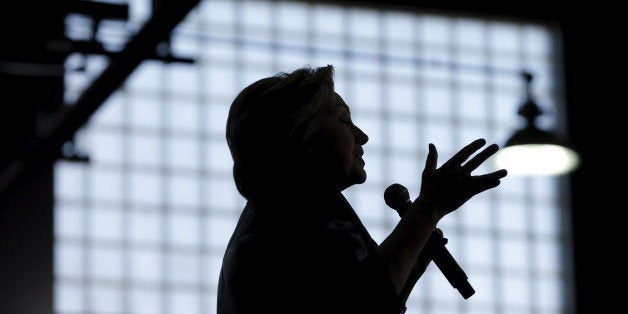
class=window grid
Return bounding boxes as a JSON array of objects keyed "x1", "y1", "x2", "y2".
[
  {"x1": 158, "y1": 58, "x2": 169, "y2": 314},
  {"x1": 450, "y1": 19, "x2": 466, "y2": 314},
  {"x1": 411, "y1": 17, "x2": 431, "y2": 311},
  {"x1": 55, "y1": 1, "x2": 572, "y2": 313},
  {"x1": 485, "y1": 22, "x2": 505, "y2": 314},
  {"x1": 197, "y1": 10, "x2": 211, "y2": 314},
  {"x1": 519, "y1": 26, "x2": 539, "y2": 314},
  {"x1": 120, "y1": 88, "x2": 131, "y2": 313}
]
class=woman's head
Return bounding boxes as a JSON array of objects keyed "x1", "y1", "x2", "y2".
[{"x1": 226, "y1": 65, "x2": 368, "y2": 200}]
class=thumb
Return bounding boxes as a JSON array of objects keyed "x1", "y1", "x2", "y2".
[{"x1": 423, "y1": 143, "x2": 437, "y2": 177}]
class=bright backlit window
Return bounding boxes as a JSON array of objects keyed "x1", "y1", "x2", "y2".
[{"x1": 56, "y1": 1, "x2": 573, "y2": 313}]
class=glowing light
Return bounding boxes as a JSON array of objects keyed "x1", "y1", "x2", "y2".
[{"x1": 494, "y1": 144, "x2": 580, "y2": 176}]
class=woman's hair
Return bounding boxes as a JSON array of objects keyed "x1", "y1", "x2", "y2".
[{"x1": 226, "y1": 65, "x2": 335, "y2": 200}]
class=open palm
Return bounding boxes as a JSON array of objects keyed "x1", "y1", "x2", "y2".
[{"x1": 416, "y1": 138, "x2": 507, "y2": 218}]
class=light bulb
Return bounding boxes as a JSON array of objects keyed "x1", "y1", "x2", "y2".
[{"x1": 494, "y1": 144, "x2": 580, "y2": 176}]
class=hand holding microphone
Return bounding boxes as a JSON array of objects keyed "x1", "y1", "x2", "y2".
[
  {"x1": 385, "y1": 139, "x2": 507, "y2": 299},
  {"x1": 385, "y1": 183, "x2": 474, "y2": 299}
]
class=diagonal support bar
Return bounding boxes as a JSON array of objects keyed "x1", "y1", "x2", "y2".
[
  {"x1": 0, "y1": 0, "x2": 200, "y2": 196},
  {"x1": 46, "y1": 0, "x2": 200, "y2": 151}
]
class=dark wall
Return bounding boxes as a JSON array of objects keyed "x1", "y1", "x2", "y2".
[
  {"x1": 1, "y1": 2, "x2": 63, "y2": 314},
  {"x1": 562, "y1": 10, "x2": 616, "y2": 314},
  {"x1": 0, "y1": 1, "x2": 65, "y2": 168},
  {"x1": 0, "y1": 164, "x2": 54, "y2": 314}
]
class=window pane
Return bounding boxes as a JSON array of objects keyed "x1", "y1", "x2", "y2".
[{"x1": 130, "y1": 249, "x2": 161, "y2": 283}]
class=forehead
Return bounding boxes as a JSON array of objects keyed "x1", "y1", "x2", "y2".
[{"x1": 332, "y1": 93, "x2": 350, "y2": 112}]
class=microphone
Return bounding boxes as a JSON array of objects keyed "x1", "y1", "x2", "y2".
[{"x1": 384, "y1": 183, "x2": 475, "y2": 299}]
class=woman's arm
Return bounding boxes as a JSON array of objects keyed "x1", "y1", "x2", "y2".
[
  {"x1": 376, "y1": 200, "x2": 438, "y2": 294},
  {"x1": 397, "y1": 230, "x2": 439, "y2": 303},
  {"x1": 377, "y1": 139, "x2": 507, "y2": 294}
]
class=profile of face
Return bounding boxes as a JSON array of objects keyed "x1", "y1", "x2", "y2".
[{"x1": 308, "y1": 93, "x2": 369, "y2": 191}]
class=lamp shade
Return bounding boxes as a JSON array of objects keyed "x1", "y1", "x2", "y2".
[
  {"x1": 494, "y1": 125, "x2": 580, "y2": 176},
  {"x1": 494, "y1": 71, "x2": 580, "y2": 176}
]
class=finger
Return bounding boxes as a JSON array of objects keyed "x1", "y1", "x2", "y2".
[
  {"x1": 469, "y1": 169, "x2": 507, "y2": 193},
  {"x1": 440, "y1": 138, "x2": 486, "y2": 171},
  {"x1": 474, "y1": 169, "x2": 508, "y2": 180},
  {"x1": 461, "y1": 143, "x2": 500, "y2": 174},
  {"x1": 485, "y1": 169, "x2": 508, "y2": 179},
  {"x1": 423, "y1": 143, "x2": 438, "y2": 177},
  {"x1": 470, "y1": 177, "x2": 501, "y2": 194}
]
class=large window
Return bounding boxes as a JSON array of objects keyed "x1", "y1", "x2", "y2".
[{"x1": 55, "y1": 0, "x2": 573, "y2": 313}]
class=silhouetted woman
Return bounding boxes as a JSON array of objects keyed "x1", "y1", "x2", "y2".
[{"x1": 217, "y1": 65, "x2": 507, "y2": 314}]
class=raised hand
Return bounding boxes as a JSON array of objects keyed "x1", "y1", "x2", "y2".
[{"x1": 416, "y1": 138, "x2": 507, "y2": 219}]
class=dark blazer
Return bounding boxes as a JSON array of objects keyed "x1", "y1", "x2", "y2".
[{"x1": 217, "y1": 186, "x2": 403, "y2": 314}]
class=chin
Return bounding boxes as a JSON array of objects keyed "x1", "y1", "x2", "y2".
[
  {"x1": 351, "y1": 169, "x2": 367, "y2": 184},
  {"x1": 338, "y1": 170, "x2": 366, "y2": 191}
]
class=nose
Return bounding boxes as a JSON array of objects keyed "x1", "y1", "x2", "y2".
[{"x1": 353, "y1": 124, "x2": 368, "y2": 145}]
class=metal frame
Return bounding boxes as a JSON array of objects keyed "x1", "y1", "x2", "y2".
[{"x1": 0, "y1": 0, "x2": 201, "y2": 198}]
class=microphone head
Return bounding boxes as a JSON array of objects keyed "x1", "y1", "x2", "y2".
[{"x1": 384, "y1": 183, "x2": 411, "y2": 210}]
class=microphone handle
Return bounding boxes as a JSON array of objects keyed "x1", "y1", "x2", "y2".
[
  {"x1": 426, "y1": 231, "x2": 475, "y2": 299},
  {"x1": 394, "y1": 201, "x2": 475, "y2": 299}
]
